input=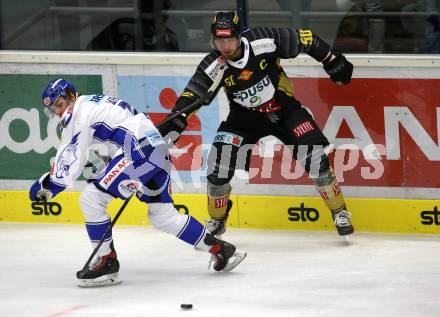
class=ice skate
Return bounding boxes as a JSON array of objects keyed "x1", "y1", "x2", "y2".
[
  {"x1": 208, "y1": 238, "x2": 247, "y2": 272},
  {"x1": 332, "y1": 210, "x2": 354, "y2": 243},
  {"x1": 76, "y1": 244, "x2": 122, "y2": 288},
  {"x1": 206, "y1": 200, "x2": 233, "y2": 236}
]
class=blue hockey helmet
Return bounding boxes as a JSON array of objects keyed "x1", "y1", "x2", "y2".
[{"x1": 42, "y1": 79, "x2": 76, "y2": 117}]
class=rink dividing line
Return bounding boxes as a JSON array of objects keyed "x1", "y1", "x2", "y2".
[{"x1": 46, "y1": 305, "x2": 87, "y2": 317}]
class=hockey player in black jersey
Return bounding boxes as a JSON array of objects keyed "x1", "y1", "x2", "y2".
[{"x1": 159, "y1": 11, "x2": 354, "y2": 239}]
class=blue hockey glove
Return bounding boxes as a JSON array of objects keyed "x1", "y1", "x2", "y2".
[{"x1": 29, "y1": 172, "x2": 66, "y2": 201}]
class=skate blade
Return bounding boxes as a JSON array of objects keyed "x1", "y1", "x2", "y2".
[
  {"x1": 77, "y1": 273, "x2": 122, "y2": 288},
  {"x1": 223, "y1": 250, "x2": 247, "y2": 272},
  {"x1": 340, "y1": 234, "x2": 352, "y2": 245}
]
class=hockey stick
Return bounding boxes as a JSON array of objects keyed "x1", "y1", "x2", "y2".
[
  {"x1": 77, "y1": 196, "x2": 132, "y2": 278},
  {"x1": 77, "y1": 65, "x2": 226, "y2": 277}
]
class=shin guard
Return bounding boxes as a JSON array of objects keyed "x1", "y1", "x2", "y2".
[
  {"x1": 207, "y1": 182, "x2": 231, "y2": 220},
  {"x1": 312, "y1": 168, "x2": 346, "y2": 213}
]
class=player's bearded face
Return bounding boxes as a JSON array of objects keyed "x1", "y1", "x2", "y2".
[{"x1": 214, "y1": 37, "x2": 241, "y2": 59}]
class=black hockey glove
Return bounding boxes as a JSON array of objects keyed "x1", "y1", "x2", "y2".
[
  {"x1": 157, "y1": 113, "x2": 188, "y2": 143},
  {"x1": 323, "y1": 53, "x2": 353, "y2": 85}
]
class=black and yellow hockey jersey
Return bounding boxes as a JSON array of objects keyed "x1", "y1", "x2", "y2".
[{"x1": 174, "y1": 26, "x2": 331, "y2": 115}]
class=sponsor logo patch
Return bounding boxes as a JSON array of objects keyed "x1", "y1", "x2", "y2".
[
  {"x1": 118, "y1": 180, "x2": 141, "y2": 198},
  {"x1": 251, "y1": 38, "x2": 276, "y2": 56},
  {"x1": 238, "y1": 70, "x2": 253, "y2": 81},
  {"x1": 216, "y1": 29, "x2": 232, "y2": 37},
  {"x1": 215, "y1": 197, "x2": 228, "y2": 208},
  {"x1": 204, "y1": 57, "x2": 227, "y2": 81},
  {"x1": 232, "y1": 75, "x2": 274, "y2": 108},
  {"x1": 213, "y1": 133, "x2": 243, "y2": 147},
  {"x1": 146, "y1": 130, "x2": 164, "y2": 147},
  {"x1": 100, "y1": 158, "x2": 131, "y2": 188},
  {"x1": 292, "y1": 121, "x2": 315, "y2": 138}
]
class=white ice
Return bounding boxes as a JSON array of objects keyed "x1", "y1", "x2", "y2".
[{"x1": 1, "y1": 223, "x2": 439, "y2": 317}]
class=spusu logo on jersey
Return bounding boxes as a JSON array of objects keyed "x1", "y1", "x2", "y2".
[{"x1": 232, "y1": 75, "x2": 275, "y2": 108}]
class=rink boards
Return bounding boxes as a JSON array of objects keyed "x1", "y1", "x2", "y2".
[
  {"x1": 1, "y1": 53, "x2": 440, "y2": 235},
  {"x1": 1, "y1": 190, "x2": 439, "y2": 234}
]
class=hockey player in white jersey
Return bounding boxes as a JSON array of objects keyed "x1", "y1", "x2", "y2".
[{"x1": 29, "y1": 79, "x2": 246, "y2": 287}]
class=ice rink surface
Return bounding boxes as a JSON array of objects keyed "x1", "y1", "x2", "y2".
[{"x1": 1, "y1": 223, "x2": 439, "y2": 317}]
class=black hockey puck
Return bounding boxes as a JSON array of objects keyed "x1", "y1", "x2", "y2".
[{"x1": 181, "y1": 304, "x2": 193, "y2": 310}]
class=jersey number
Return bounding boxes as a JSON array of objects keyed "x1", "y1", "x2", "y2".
[
  {"x1": 299, "y1": 29, "x2": 313, "y2": 46},
  {"x1": 224, "y1": 75, "x2": 236, "y2": 87}
]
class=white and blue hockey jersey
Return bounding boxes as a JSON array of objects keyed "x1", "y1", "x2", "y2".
[{"x1": 49, "y1": 94, "x2": 164, "y2": 190}]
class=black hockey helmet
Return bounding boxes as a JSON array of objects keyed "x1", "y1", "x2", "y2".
[{"x1": 211, "y1": 11, "x2": 241, "y2": 38}]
